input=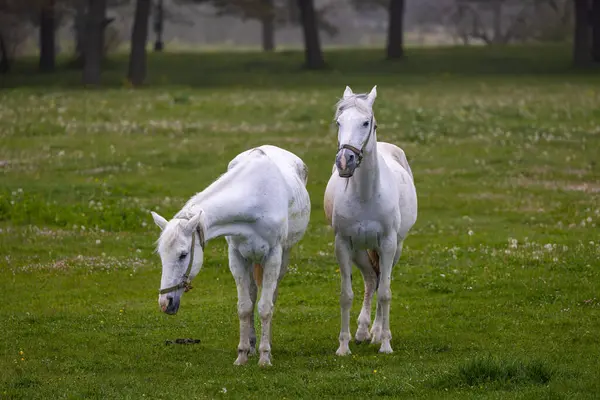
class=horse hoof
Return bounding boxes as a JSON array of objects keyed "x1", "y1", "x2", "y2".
[
  {"x1": 379, "y1": 343, "x2": 393, "y2": 354},
  {"x1": 336, "y1": 346, "x2": 351, "y2": 356},
  {"x1": 355, "y1": 331, "x2": 371, "y2": 344},
  {"x1": 234, "y1": 357, "x2": 248, "y2": 366},
  {"x1": 258, "y1": 357, "x2": 272, "y2": 367}
]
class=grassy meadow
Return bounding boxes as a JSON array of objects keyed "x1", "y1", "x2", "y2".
[{"x1": 1, "y1": 45, "x2": 599, "y2": 399}]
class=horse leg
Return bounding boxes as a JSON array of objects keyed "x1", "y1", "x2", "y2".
[
  {"x1": 370, "y1": 300, "x2": 383, "y2": 344},
  {"x1": 272, "y1": 248, "x2": 290, "y2": 306},
  {"x1": 372, "y1": 240, "x2": 403, "y2": 346},
  {"x1": 229, "y1": 247, "x2": 253, "y2": 366},
  {"x1": 335, "y1": 235, "x2": 354, "y2": 356},
  {"x1": 353, "y1": 251, "x2": 377, "y2": 343},
  {"x1": 376, "y1": 235, "x2": 398, "y2": 354},
  {"x1": 257, "y1": 245, "x2": 283, "y2": 367},
  {"x1": 248, "y1": 276, "x2": 258, "y2": 356}
]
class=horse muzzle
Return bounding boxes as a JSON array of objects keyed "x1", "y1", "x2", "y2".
[
  {"x1": 336, "y1": 148, "x2": 358, "y2": 178},
  {"x1": 159, "y1": 294, "x2": 180, "y2": 315}
]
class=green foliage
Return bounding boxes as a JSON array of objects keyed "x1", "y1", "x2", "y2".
[{"x1": 0, "y1": 46, "x2": 599, "y2": 399}]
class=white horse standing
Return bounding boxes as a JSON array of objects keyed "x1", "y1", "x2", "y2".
[
  {"x1": 324, "y1": 86, "x2": 418, "y2": 355},
  {"x1": 151, "y1": 145, "x2": 311, "y2": 366}
]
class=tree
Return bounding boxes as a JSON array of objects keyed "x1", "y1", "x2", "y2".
[
  {"x1": 296, "y1": 0, "x2": 325, "y2": 69},
  {"x1": 260, "y1": 0, "x2": 275, "y2": 51},
  {"x1": 573, "y1": 0, "x2": 591, "y2": 65},
  {"x1": 39, "y1": 0, "x2": 56, "y2": 72},
  {"x1": 592, "y1": 0, "x2": 600, "y2": 62},
  {"x1": 153, "y1": 0, "x2": 164, "y2": 51},
  {"x1": 0, "y1": 30, "x2": 8, "y2": 73},
  {"x1": 128, "y1": 0, "x2": 151, "y2": 86},
  {"x1": 82, "y1": 0, "x2": 107, "y2": 84},
  {"x1": 386, "y1": 0, "x2": 404, "y2": 59}
]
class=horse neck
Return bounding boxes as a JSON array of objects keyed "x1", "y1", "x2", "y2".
[
  {"x1": 176, "y1": 170, "x2": 256, "y2": 242},
  {"x1": 350, "y1": 134, "x2": 380, "y2": 201}
]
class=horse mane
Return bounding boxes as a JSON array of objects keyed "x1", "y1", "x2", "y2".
[
  {"x1": 156, "y1": 222, "x2": 184, "y2": 253},
  {"x1": 334, "y1": 93, "x2": 373, "y2": 121}
]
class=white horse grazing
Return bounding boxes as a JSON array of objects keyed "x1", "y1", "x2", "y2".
[
  {"x1": 151, "y1": 145, "x2": 311, "y2": 367},
  {"x1": 324, "y1": 86, "x2": 418, "y2": 355}
]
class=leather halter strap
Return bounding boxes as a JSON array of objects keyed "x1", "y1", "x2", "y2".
[
  {"x1": 338, "y1": 115, "x2": 377, "y2": 168},
  {"x1": 158, "y1": 226, "x2": 205, "y2": 295}
]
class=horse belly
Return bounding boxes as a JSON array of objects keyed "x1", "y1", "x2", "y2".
[
  {"x1": 341, "y1": 221, "x2": 385, "y2": 250},
  {"x1": 230, "y1": 236, "x2": 271, "y2": 263}
]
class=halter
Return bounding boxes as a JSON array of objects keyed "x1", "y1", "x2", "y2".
[
  {"x1": 159, "y1": 225, "x2": 205, "y2": 295},
  {"x1": 338, "y1": 115, "x2": 377, "y2": 169}
]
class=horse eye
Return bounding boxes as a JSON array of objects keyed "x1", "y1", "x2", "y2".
[
  {"x1": 363, "y1": 121, "x2": 369, "y2": 127},
  {"x1": 178, "y1": 252, "x2": 188, "y2": 261}
]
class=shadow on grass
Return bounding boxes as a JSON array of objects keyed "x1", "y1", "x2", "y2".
[{"x1": 2, "y1": 44, "x2": 597, "y2": 91}]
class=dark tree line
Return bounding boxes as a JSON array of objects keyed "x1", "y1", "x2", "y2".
[{"x1": 2, "y1": 0, "x2": 597, "y2": 86}]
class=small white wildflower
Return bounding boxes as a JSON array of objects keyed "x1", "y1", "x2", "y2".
[
  {"x1": 96, "y1": 240, "x2": 101, "y2": 245},
  {"x1": 221, "y1": 388, "x2": 227, "y2": 394},
  {"x1": 440, "y1": 274, "x2": 446, "y2": 278},
  {"x1": 468, "y1": 230, "x2": 474, "y2": 236}
]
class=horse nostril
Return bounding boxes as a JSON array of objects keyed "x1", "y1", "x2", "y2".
[
  {"x1": 347, "y1": 153, "x2": 355, "y2": 162},
  {"x1": 167, "y1": 296, "x2": 174, "y2": 308}
]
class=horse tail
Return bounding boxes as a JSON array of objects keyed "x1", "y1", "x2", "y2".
[
  {"x1": 366, "y1": 250, "x2": 380, "y2": 290},
  {"x1": 253, "y1": 263, "x2": 263, "y2": 287}
]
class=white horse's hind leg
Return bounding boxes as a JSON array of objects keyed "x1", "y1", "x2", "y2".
[
  {"x1": 376, "y1": 236, "x2": 398, "y2": 354},
  {"x1": 272, "y1": 249, "x2": 290, "y2": 306},
  {"x1": 335, "y1": 235, "x2": 354, "y2": 356},
  {"x1": 248, "y1": 277, "x2": 258, "y2": 355},
  {"x1": 229, "y1": 247, "x2": 253, "y2": 366},
  {"x1": 257, "y1": 246, "x2": 283, "y2": 367},
  {"x1": 353, "y1": 251, "x2": 377, "y2": 343}
]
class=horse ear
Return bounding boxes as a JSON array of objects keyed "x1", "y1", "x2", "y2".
[
  {"x1": 366, "y1": 85, "x2": 377, "y2": 106},
  {"x1": 184, "y1": 211, "x2": 203, "y2": 234},
  {"x1": 151, "y1": 211, "x2": 168, "y2": 231},
  {"x1": 343, "y1": 86, "x2": 354, "y2": 99}
]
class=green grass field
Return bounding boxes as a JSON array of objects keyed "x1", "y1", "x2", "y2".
[{"x1": 1, "y1": 45, "x2": 599, "y2": 399}]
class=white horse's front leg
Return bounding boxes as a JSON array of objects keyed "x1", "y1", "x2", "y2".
[
  {"x1": 229, "y1": 247, "x2": 253, "y2": 366},
  {"x1": 335, "y1": 235, "x2": 353, "y2": 356},
  {"x1": 257, "y1": 246, "x2": 283, "y2": 367},
  {"x1": 354, "y1": 251, "x2": 378, "y2": 343},
  {"x1": 370, "y1": 300, "x2": 383, "y2": 344},
  {"x1": 376, "y1": 235, "x2": 398, "y2": 354}
]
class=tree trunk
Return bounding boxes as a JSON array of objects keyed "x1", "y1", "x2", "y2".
[
  {"x1": 386, "y1": 0, "x2": 405, "y2": 59},
  {"x1": 296, "y1": 0, "x2": 325, "y2": 69},
  {"x1": 592, "y1": 0, "x2": 600, "y2": 62},
  {"x1": 73, "y1": 1, "x2": 87, "y2": 66},
  {"x1": 128, "y1": 0, "x2": 151, "y2": 86},
  {"x1": 0, "y1": 32, "x2": 9, "y2": 74},
  {"x1": 153, "y1": 0, "x2": 164, "y2": 51},
  {"x1": 574, "y1": 0, "x2": 591, "y2": 66},
  {"x1": 261, "y1": 0, "x2": 275, "y2": 52},
  {"x1": 39, "y1": 0, "x2": 56, "y2": 72},
  {"x1": 83, "y1": 0, "x2": 107, "y2": 85},
  {"x1": 491, "y1": 0, "x2": 503, "y2": 44}
]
